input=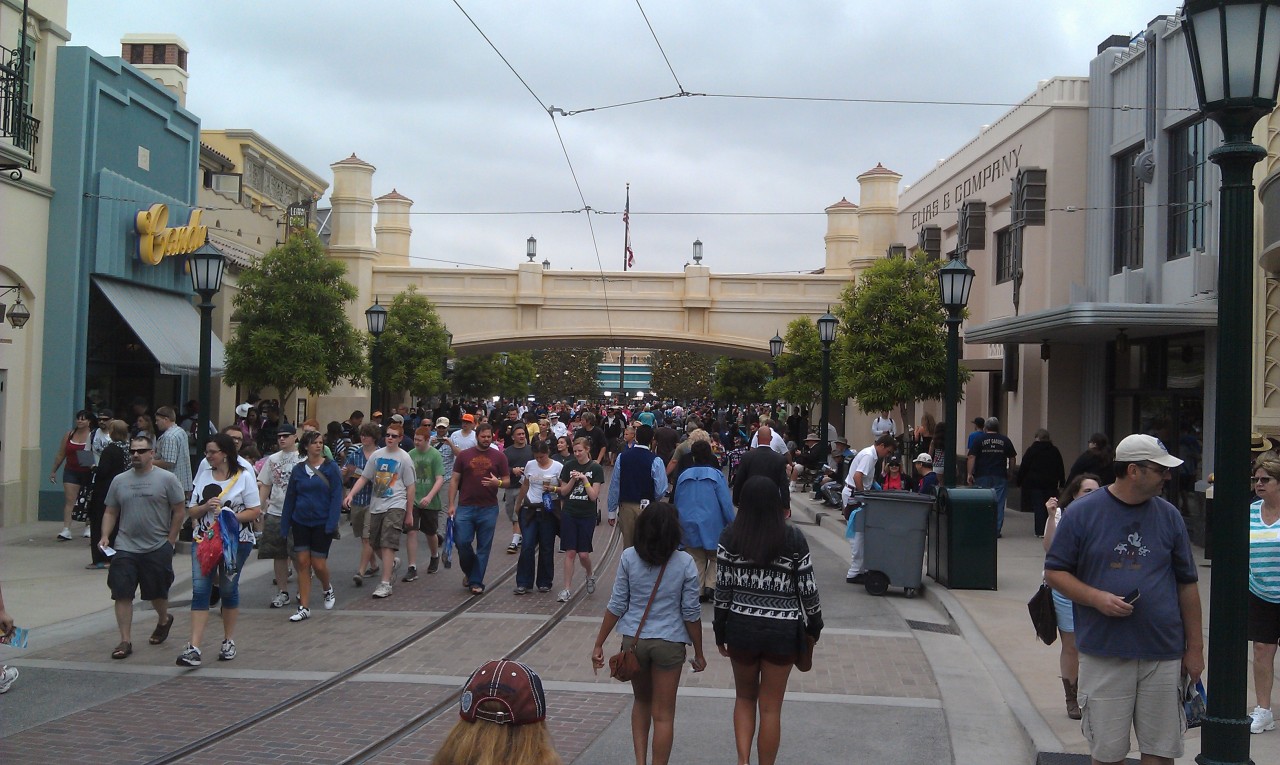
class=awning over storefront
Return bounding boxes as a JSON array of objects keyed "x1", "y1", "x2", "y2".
[
  {"x1": 93, "y1": 277, "x2": 226, "y2": 376},
  {"x1": 965, "y1": 302, "x2": 1218, "y2": 345}
]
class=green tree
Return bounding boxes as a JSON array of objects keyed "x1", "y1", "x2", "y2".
[
  {"x1": 532, "y1": 349, "x2": 601, "y2": 401},
  {"x1": 497, "y1": 351, "x2": 536, "y2": 400},
  {"x1": 223, "y1": 230, "x2": 365, "y2": 404},
  {"x1": 712, "y1": 357, "x2": 770, "y2": 403},
  {"x1": 376, "y1": 286, "x2": 450, "y2": 399},
  {"x1": 832, "y1": 250, "x2": 969, "y2": 419},
  {"x1": 451, "y1": 354, "x2": 504, "y2": 400},
  {"x1": 650, "y1": 349, "x2": 715, "y2": 400},
  {"x1": 765, "y1": 317, "x2": 823, "y2": 407}
]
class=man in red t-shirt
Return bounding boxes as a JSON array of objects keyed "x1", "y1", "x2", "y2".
[{"x1": 447, "y1": 423, "x2": 510, "y2": 594}]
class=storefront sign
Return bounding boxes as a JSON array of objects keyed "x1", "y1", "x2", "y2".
[
  {"x1": 135, "y1": 203, "x2": 208, "y2": 265},
  {"x1": 909, "y1": 144, "x2": 1023, "y2": 231}
]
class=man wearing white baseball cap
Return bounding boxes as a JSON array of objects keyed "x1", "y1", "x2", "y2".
[{"x1": 1045, "y1": 433, "x2": 1202, "y2": 765}]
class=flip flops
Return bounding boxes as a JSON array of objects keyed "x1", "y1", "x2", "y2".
[
  {"x1": 470, "y1": 584, "x2": 485, "y2": 595},
  {"x1": 149, "y1": 614, "x2": 174, "y2": 645},
  {"x1": 111, "y1": 641, "x2": 132, "y2": 659}
]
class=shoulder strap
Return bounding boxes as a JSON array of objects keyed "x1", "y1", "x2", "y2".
[
  {"x1": 791, "y1": 551, "x2": 809, "y2": 628},
  {"x1": 632, "y1": 559, "x2": 669, "y2": 641}
]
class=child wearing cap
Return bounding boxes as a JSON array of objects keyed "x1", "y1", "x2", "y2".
[{"x1": 433, "y1": 659, "x2": 561, "y2": 765}]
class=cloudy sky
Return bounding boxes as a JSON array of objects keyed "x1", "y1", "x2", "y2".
[{"x1": 71, "y1": 1, "x2": 1178, "y2": 275}]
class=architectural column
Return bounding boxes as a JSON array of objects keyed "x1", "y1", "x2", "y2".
[
  {"x1": 374, "y1": 189, "x2": 413, "y2": 267},
  {"x1": 851, "y1": 163, "x2": 902, "y2": 273},
  {"x1": 1254, "y1": 108, "x2": 1280, "y2": 432},
  {"x1": 823, "y1": 197, "x2": 859, "y2": 277}
]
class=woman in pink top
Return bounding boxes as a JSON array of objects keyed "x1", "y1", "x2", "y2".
[{"x1": 48, "y1": 409, "x2": 95, "y2": 541}]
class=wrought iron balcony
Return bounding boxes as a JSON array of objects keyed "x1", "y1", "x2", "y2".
[{"x1": 1, "y1": 43, "x2": 39, "y2": 178}]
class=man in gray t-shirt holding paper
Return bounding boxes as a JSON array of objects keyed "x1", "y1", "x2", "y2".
[{"x1": 100, "y1": 435, "x2": 185, "y2": 660}]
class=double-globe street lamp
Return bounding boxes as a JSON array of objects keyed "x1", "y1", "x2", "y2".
[
  {"x1": 365, "y1": 300, "x2": 388, "y2": 415},
  {"x1": 189, "y1": 243, "x2": 226, "y2": 451},
  {"x1": 1180, "y1": 2, "x2": 1280, "y2": 762},
  {"x1": 938, "y1": 257, "x2": 975, "y2": 488},
  {"x1": 817, "y1": 309, "x2": 837, "y2": 462}
]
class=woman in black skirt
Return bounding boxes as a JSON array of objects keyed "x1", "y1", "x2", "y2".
[{"x1": 714, "y1": 475, "x2": 822, "y2": 765}]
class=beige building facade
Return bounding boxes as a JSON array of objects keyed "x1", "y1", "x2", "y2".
[{"x1": 0, "y1": 0, "x2": 68, "y2": 524}]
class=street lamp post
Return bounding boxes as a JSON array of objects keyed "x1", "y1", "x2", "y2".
[
  {"x1": 365, "y1": 301, "x2": 387, "y2": 415},
  {"x1": 938, "y1": 258, "x2": 975, "y2": 488},
  {"x1": 189, "y1": 243, "x2": 226, "y2": 451},
  {"x1": 817, "y1": 310, "x2": 837, "y2": 462},
  {"x1": 769, "y1": 330, "x2": 784, "y2": 422},
  {"x1": 1181, "y1": 3, "x2": 1280, "y2": 762}
]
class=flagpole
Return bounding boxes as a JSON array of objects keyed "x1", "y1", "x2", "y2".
[{"x1": 619, "y1": 183, "x2": 629, "y2": 405}]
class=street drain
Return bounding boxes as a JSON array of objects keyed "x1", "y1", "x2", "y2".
[{"x1": 905, "y1": 619, "x2": 959, "y2": 635}]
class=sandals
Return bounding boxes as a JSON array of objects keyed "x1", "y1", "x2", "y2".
[
  {"x1": 469, "y1": 585, "x2": 485, "y2": 595},
  {"x1": 149, "y1": 614, "x2": 174, "y2": 645},
  {"x1": 111, "y1": 641, "x2": 132, "y2": 660}
]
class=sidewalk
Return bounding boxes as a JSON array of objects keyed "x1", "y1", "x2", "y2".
[{"x1": 831, "y1": 497, "x2": 1280, "y2": 764}]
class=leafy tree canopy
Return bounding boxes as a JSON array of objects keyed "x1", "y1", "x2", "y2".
[
  {"x1": 712, "y1": 357, "x2": 770, "y2": 404},
  {"x1": 833, "y1": 250, "x2": 970, "y2": 415},
  {"x1": 649, "y1": 349, "x2": 715, "y2": 401},
  {"x1": 376, "y1": 286, "x2": 450, "y2": 399},
  {"x1": 223, "y1": 230, "x2": 365, "y2": 404},
  {"x1": 532, "y1": 349, "x2": 601, "y2": 401},
  {"x1": 765, "y1": 317, "x2": 823, "y2": 407}
]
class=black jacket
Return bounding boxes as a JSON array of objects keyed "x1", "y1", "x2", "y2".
[
  {"x1": 1018, "y1": 441, "x2": 1065, "y2": 491},
  {"x1": 732, "y1": 446, "x2": 790, "y2": 508}
]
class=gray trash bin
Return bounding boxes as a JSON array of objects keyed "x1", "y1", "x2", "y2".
[{"x1": 855, "y1": 490, "x2": 934, "y2": 598}]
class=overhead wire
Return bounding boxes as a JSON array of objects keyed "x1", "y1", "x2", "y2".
[{"x1": 634, "y1": 0, "x2": 686, "y2": 93}]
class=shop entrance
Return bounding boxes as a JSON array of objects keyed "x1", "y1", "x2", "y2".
[{"x1": 86, "y1": 282, "x2": 182, "y2": 418}]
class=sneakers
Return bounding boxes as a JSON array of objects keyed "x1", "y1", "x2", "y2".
[
  {"x1": 427, "y1": 555, "x2": 440, "y2": 574},
  {"x1": 323, "y1": 588, "x2": 336, "y2": 610},
  {"x1": 83, "y1": 526, "x2": 91, "y2": 538},
  {"x1": 373, "y1": 582, "x2": 393, "y2": 599},
  {"x1": 56, "y1": 527, "x2": 72, "y2": 541},
  {"x1": 176, "y1": 643, "x2": 202, "y2": 667},
  {"x1": 218, "y1": 640, "x2": 236, "y2": 661},
  {"x1": 557, "y1": 588, "x2": 571, "y2": 602},
  {"x1": 270, "y1": 590, "x2": 290, "y2": 608},
  {"x1": 352, "y1": 572, "x2": 363, "y2": 587},
  {"x1": 402, "y1": 565, "x2": 419, "y2": 583},
  {"x1": 0, "y1": 666, "x2": 17, "y2": 694},
  {"x1": 507, "y1": 535, "x2": 521, "y2": 554},
  {"x1": 289, "y1": 606, "x2": 310, "y2": 622},
  {"x1": 537, "y1": 586, "x2": 551, "y2": 593},
  {"x1": 514, "y1": 586, "x2": 529, "y2": 595},
  {"x1": 1251, "y1": 705, "x2": 1276, "y2": 733},
  {"x1": 586, "y1": 577, "x2": 597, "y2": 595},
  {"x1": 362, "y1": 564, "x2": 380, "y2": 578}
]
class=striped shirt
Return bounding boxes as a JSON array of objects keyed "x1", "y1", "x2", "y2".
[
  {"x1": 345, "y1": 446, "x2": 373, "y2": 506},
  {"x1": 1250, "y1": 499, "x2": 1280, "y2": 603}
]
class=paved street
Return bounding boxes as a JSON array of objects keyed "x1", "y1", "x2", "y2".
[{"x1": 2, "y1": 490, "x2": 1277, "y2": 764}]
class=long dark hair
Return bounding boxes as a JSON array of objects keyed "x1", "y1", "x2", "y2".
[
  {"x1": 724, "y1": 475, "x2": 787, "y2": 564},
  {"x1": 690, "y1": 439, "x2": 715, "y2": 466},
  {"x1": 210, "y1": 432, "x2": 242, "y2": 480},
  {"x1": 633, "y1": 501, "x2": 683, "y2": 567},
  {"x1": 1059, "y1": 472, "x2": 1100, "y2": 509}
]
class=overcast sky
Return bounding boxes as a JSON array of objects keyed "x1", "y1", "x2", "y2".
[{"x1": 70, "y1": 1, "x2": 1178, "y2": 275}]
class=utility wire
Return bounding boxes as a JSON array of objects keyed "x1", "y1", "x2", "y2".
[{"x1": 634, "y1": 0, "x2": 685, "y2": 93}]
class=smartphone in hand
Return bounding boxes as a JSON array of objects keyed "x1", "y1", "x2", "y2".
[{"x1": 1123, "y1": 588, "x2": 1141, "y2": 605}]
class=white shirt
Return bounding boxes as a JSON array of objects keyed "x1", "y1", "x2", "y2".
[
  {"x1": 549, "y1": 421, "x2": 568, "y2": 439},
  {"x1": 872, "y1": 416, "x2": 895, "y2": 438},
  {"x1": 749, "y1": 430, "x2": 788, "y2": 455},
  {"x1": 452, "y1": 429, "x2": 478, "y2": 452},
  {"x1": 842, "y1": 444, "x2": 880, "y2": 505}
]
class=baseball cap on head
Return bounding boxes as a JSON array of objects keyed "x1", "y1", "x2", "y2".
[
  {"x1": 435, "y1": 417, "x2": 450, "y2": 428},
  {"x1": 914, "y1": 452, "x2": 933, "y2": 466},
  {"x1": 459, "y1": 659, "x2": 547, "y2": 726},
  {"x1": 390, "y1": 414, "x2": 404, "y2": 423},
  {"x1": 1114, "y1": 434, "x2": 1183, "y2": 468},
  {"x1": 276, "y1": 423, "x2": 297, "y2": 435},
  {"x1": 461, "y1": 413, "x2": 475, "y2": 424}
]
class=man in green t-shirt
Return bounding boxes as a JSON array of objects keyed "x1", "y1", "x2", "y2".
[
  {"x1": 405, "y1": 426, "x2": 446, "y2": 580},
  {"x1": 556, "y1": 437, "x2": 604, "y2": 602}
]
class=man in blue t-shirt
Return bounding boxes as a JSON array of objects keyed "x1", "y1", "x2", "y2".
[{"x1": 1045, "y1": 434, "x2": 1203, "y2": 765}]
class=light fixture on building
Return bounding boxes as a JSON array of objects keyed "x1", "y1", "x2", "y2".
[
  {"x1": 527, "y1": 236, "x2": 537, "y2": 263},
  {"x1": 1115, "y1": 328, "x2": 1130, "y2": 355},
  {"x1": 769, "y1": 331, "x2": 784, "y2": 360},
  {"x1": 1040, "y1": 340, "x2": 1051, "y2": 361},
  {"x1": 0, "y1": 285, "x2": 32, "y2": 329},
  {"x1": 887, "y1": 243, "x2": 908, "y2": 259},
  {"x1": 542, "y1": 258, "x2": 550, "y2": 269},
  {"x1": 692, "y1": 239, "x2": 703, "y2": 264}
]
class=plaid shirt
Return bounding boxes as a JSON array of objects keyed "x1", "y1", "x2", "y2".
[{"x1": 345, "y1": 446, "x2": 373, "y2": 506}]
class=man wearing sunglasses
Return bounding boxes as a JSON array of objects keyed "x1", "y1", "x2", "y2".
[
  {"x1": 98, "y1": 436, "x2": 185, "y2": 661},
  {"x1": 258, "y1": 424, "x2": 302, "y2": 608},
  {"x1": 1046, "y1": 434, "x2": 1202, "y2": 765}
]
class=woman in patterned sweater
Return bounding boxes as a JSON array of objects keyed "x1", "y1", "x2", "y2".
[{"x1": 714, "y1": 475, "x2": 822, "y2": 765}]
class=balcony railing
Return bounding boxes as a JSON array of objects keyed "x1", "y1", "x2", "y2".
[{"x1": 0, "y1": 43, "x2": 39, "y2": 174}]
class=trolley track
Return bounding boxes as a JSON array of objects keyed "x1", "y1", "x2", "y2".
[{"x1": 144, "y1": 525, "x2": 621, "y2": 765}]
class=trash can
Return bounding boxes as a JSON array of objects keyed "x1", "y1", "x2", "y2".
[
  {"x1": 933, "y1": 486, "x2": 997, "y2": 590},
  {"x1": 855, "y1": 490, "x2": 934, "y2": 598}
]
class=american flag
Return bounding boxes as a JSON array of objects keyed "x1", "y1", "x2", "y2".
[{"x1": 623, "y1": 184, "x2": 634, "y2": 271}]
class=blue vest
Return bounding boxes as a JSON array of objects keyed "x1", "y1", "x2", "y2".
[{"x1": 618, "y1": 447, "x2": 661, "y2": 503}]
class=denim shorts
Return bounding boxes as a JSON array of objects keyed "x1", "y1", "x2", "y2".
[{"x1": 291, "y1": 523, "x2": 334, "y2": 558}]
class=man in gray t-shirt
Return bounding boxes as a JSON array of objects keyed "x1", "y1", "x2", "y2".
[{"x1": 100, "y1": 436, "x2": 185, "y2": 659}]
